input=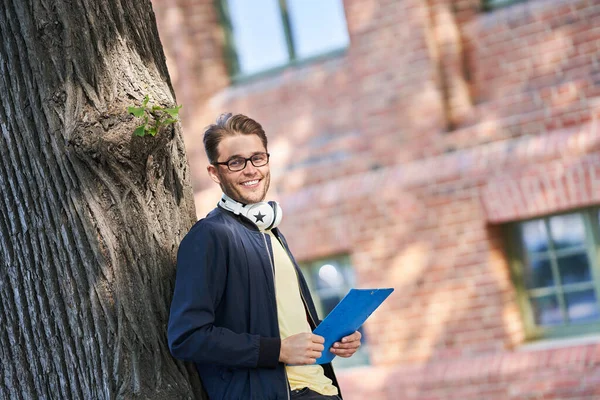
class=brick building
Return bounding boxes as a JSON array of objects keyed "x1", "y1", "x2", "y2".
[{"x1": 152, "y1": 0, "x2": 600, "y2": 398}]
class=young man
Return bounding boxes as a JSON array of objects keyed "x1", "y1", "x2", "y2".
[{"x1": 168, "y1": 114, "x2": 361, "y2": 399}]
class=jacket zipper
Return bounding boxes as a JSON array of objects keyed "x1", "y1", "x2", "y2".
[
  {"x1": 298, "y1": 279, "x2": 317, "y2": 329},
  {"x1": 261, "y1": 232, "x2": 291, "y2": 400}
]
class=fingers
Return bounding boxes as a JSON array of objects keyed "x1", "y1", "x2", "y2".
[
  {"x1": 330, "y1": 331, "x2": 362, "y2": 358},
  {"x1": 330, "y1": 342, "x2": 360, "y2": 357},
  {"x1": 335, "y1": 331, "x2": 362, "y2": 347},
  {"x1": 330, "y1": 343, "x2": 360, "y2": 357},
  {"x1": 306, "y1": 350, "x2": 323, "y2": 364},
  {"x1": 332, "y1": 351, "x2": 353, "y2": 358},
  {"x1": 311, "y1": 334, "x2": 325, "y2": 344},
  {"x1": 300, "y1": 333, "x2": 324, "y2": 344},
  {"x1": 280, "y1": 333, "x2": 325, "y2": 365},
  {"x1": 342, "y1": 331, "x2": 362, "y2": 342},
  {"x1": 332, "y1": 339, "x2": 361, "y2": 350},
  {"x1": 308, "y1": 334, "x2": 324, "y2": 353},
  {"x1": 305, "y1": 333, "x2": 324, "y2": 351},
  {"x1": 296, "y1": 347, "x2": 322, "y2": 365},
  {"x1": 332, "y1": 341, "x2": 359, "y2": 350},
  {"x1": 303, "y1": 335, "x2": 324, "y2": 364}
]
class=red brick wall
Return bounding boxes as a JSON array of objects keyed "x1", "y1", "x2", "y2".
[
  {"x1": 339, "y1": 342, "x2": 600, "y2": 399},
  {"x1": 152, "y1": 0, "x2": 600, "y2": 398}
]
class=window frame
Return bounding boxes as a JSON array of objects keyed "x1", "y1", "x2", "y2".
[
  {"x1": 216, "y1": 0, "x2": 349, "y2": 82},
  {"x1": 482, "y1": 0, "x2": 527, "y2": 11},
  {"x1": 505, "y1": 208, "x2": 600, "y2": 341}
]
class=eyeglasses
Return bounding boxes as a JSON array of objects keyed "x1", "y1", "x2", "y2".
[{"x1": 214, "y1": 152, "x2": 270, "y2": 172}]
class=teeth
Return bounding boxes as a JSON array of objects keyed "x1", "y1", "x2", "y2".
[{"x1": 242, "y1": 180, "x2": 259, "y2": 186}]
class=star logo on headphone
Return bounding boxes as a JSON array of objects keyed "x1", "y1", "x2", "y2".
[{"x1": 254, "y1": 211, "x2": 266, "y2": 223}]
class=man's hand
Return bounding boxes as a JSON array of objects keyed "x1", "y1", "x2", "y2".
[
  {"x1": 330, "y1": 331, "x2": 361, "y2": 358},
  {"x1": 279, "y1": 333, "x2": 325, "y2": 365}
]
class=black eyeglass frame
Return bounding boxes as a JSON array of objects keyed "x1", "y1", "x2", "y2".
[{"x1": 213, "y1": 152, "x2": 270, "y2": 172}]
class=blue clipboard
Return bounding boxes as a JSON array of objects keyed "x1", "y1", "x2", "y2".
[{"x1": 313, "y1": 288, "x2": 394, "y2": 364}]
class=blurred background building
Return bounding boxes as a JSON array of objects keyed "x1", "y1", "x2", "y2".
[{"x1": 151, "y1": 0, "x2": 600, "y2": 398}]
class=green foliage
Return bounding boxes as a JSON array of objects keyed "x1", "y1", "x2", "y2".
[{"x1": 127, "y1": 95, "x2": 182, "y2": 137}]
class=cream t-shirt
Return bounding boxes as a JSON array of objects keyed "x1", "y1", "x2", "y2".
[{"x1": 266, "y1": 231, "x2": 338, "y2": 396}]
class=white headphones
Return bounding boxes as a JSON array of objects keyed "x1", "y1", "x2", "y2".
[{"x1": 218, "y1": 193, "x2": 283, "y2": 231}]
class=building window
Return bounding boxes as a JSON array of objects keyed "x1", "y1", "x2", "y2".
[
  {"x1": 218, "y1": 0, "x2": 350, "y2": 78},
  {"x1": 506, "y1": 210, "x2": 600, "y2": 340},
  {"x1": 300, "y1": 255, "x2": 369, "y2": 368},
  {"x1": 483, "y1": 0, "x2": 527, "y2": 11}
]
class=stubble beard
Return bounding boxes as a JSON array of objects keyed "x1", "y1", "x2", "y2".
[{"x1": 220, "y1": 171, "x2": 270, "y2": 205}]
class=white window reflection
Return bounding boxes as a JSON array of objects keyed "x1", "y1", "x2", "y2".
[
  {"x1": 566, "y1": 290, "x2": 600, "y2": 323},
  {"x1": 318, "y1": 264, "x2": 344, "y2": 289},
  {"x1": 549, "y1": 213, "x2": 585, "y2": 250},
  {"x1": 226, "y1": 0, "x2": 289, "y2": 75},
  {"x1": 521, "y1": 220, "x2": 548, "y2": 253},
  {"x1": 287, "y1": 0, "x2": 350, "y2": 59}
]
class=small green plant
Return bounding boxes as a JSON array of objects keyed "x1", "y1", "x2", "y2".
[{"x1": 127, "y1": 95, "x2": 182, "y2": 137}]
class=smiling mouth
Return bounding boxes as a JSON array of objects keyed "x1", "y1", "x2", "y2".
[{"x1": 241, "y1": 179, "x2": 260, "y2": 187}]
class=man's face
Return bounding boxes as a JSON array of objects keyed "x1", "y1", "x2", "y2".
[{"x1": 207, "y1": 134, "x2": 271, "y2": 204}]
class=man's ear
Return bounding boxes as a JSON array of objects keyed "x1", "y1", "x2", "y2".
[{"x1": 207, "y1": 164, "x2": 221, "y2": 184}]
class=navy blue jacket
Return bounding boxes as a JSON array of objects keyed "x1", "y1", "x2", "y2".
[{"x1": 168, "y1": 207, "x2": 341, "y2": 400}]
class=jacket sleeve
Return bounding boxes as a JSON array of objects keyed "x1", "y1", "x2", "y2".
[{"x1": 167, "y1": 222, "x2": 280, "y2": 368}]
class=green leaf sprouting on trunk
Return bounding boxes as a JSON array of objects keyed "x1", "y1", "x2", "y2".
[{"x1": 127, "y1": 96, "x2": 182, "y2": 137}]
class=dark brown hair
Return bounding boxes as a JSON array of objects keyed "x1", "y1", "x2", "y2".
[{"x1": 203, "y1": 113, "x2": 268, "y2": 164}]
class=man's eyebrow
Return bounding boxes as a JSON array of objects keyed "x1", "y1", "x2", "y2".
[{"x1": 226, "y1": 151, "x2": 265, "y2": 160}]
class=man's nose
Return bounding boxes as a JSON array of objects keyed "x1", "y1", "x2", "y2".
[{"x1": 242, "y1": 161, "x2": 258, "y2": 174}]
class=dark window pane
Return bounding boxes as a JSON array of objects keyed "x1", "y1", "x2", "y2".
[
  {"x1": 557, "y1": 252, "x2": 592, "y2": 285},
  {"x1": 227, "y1": 0, "x2": 289, "y2": 74},
  {"x1": 565, "y1": 290, "x2": 600, "y2": 323},
  {"x1": 320, "y1": 295, "x2": 343, "y2": 316},
  {"x1": 549, "y1": 213, "x2": 586, "y2": 250},
  {"x1": 341, "y1": 266, "x2": 356, "y2": 288},
  {"x1": 531, "y1": 294, "x2": 563, "y2": 326},
  {"x1": 287, "y1": 0, "x2": 350, "y2": 59},
  {"x1": 524, "y1": 257, "x2": 554, "y2": 289},
  {"x1": 521, "y1": 220, "x2": 549, "y2": 253}
]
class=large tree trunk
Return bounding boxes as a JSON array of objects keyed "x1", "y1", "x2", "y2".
[{"x1": 0, "y1": 1, "x2": 204, "y2": 398}]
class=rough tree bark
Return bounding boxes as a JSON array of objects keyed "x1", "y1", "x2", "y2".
[{"x1": 0, "y1": 1, "x2": 205, "y2": 398}]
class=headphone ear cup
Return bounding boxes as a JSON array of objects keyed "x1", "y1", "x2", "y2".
[
  {"x1": 268, "y1": 201, "x2": 283, "y2": 230},
  {"x1": 243, "y1": 202, "x2": 276, "y2": 231}
]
